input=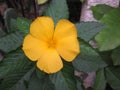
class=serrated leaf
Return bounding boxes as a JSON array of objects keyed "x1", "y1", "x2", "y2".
[
  {"x1": 0, "y1": 49, "x2": 33, "y2": 90},
  {"x1": 44, "y1": 0, "x2": 69, "y2": 24},
  {"x1": 4, "y1": 8, "x2": 18, "y2": 33},
  {"x1": 50, "y1": 61, "x2": 77, "y2": 90},
  {"x1": 0, "y1": 31, "x2": 24, "y2": 53},
  {"x1": 91, "y1": 4, "x2": 114, "y2": 20},
  {"x1": 72, "y1": 39, "x2": 107, "y2": 72},
  {"x1": 105, "y1": 66, "x2": 120, "y2": 90},
  {"x1": 95, "y1": 8, "x2": 120, "y2": 51},
  {"x1": 76, "y1": 22, "x2": 105, "y2": 41},
  {"x1": 111, "y1": 46, "x2": 120, "y2": 65},
  {"x1": 28, "y1": 72, "x2": 55, "y2": 90},
  {"x1": 93, "y1": 69, "x2": 106, "y2": 90},
  {"x1": 17, "y1": 17, "x2": 32, "y2": 35}
]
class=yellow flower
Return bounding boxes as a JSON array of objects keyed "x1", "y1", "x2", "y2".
[{"x1": 22, "y1": 16, "x2": 80, "y2": 73}]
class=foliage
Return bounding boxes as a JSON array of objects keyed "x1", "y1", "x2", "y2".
[
  {"x1": 95, "y1": 8, "x2": 120, "y2": 51},
  {"x1": 0, "y1": 1, "x2": 120, "y2": 90}
]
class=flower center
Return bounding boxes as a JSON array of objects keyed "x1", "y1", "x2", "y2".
[{"x1": 48, "y1": 39, "x2": 56, "y2": 48}]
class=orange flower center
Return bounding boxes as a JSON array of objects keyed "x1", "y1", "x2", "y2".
[{"x1": 48, "y1": 39, "x2": 56, "y2": 48}]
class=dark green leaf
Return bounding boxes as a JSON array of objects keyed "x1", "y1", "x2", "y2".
[
  {"x1": 111, "y1": 46, "x2": 120, "y2": 65},
  {"x1": 0, "y1": 49, "x2": 33, "y2": 90},
  {"x1": 10, "y1": 19, "x2": 19, "y2": 32},
  {"x1": 44, "y1": 0, "x2": 69, "y2": 24},
  {"x1": 9, "y1": 68, "x2": 34, "y2": 90},
  {"x1": 28, "y1": 72, "x2": 55, "y2": 90},
  {"x1": 50, "y1": 61, "x2": 77, "y2": 90},
  {"x1": 0, "y1": 29, "x2": 6, "y2": 37},
  {"x1": 76, "y1": 22, "x2": 105, "y2": 41},
  {"x1": 80, "y1": 0, "x2": 85, "y2": 3},
  {"x1": 105, "y1": 66, "x2": 120, "y2": 90},
  {"x1": 72, "y1": 39, "x2": 107, "y2": 72},
  {"x1": 95, "y1": 8, "x2": 120, "y2": 51},
  {"x1": 91, "y1": 4, "x2": 114, "y2": 20},
  {"x1": 17, "y1": 17, "x2": 32, "y2": 35},
  {"x1": 0, "y1": 31, "x2": 24, "y2": 53},
  {"x1": 36, "y1": 68, "x2": 47, "y2": 79},
  {"x1": 4, "y1": 8, "x2": 18, "y2": 33},
  {"x1": 93, "y1": 69, "x2": 106, "y2": 90},
  {"x1": 76, "y1": 77, "x2": 83, "y2": 90}
]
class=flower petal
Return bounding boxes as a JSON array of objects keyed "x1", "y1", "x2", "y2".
[
  {"x1": 56, "y1": 36, "x2": 80, "y2": 62},
  {"x1": 30, "y1": 16, "x2": 54, "y2": 41},
  {"x1": 37, "y1": 48, "x2": 63, "y2": 73},
  {"x1": 54, "y1": 19, "x2": 77, "y2": 40},
  {"x1": 22, "y1": 34, "x2": 48, "y2": 61}
]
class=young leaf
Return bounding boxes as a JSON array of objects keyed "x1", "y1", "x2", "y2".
[
  {"x1": 91, "y1": 4, "x2": 114, "y2": 20},
  {"x1": 93, "y1": 69, "x2": 106, "y2": 90},
  {"x1": 38, "y1": 0, "x2": 48, "y2": 5},
  {"x1": 0, "y1": 49, "x2": 33, "y2": 90},
  {"x1": 72, "y1": 39, "x2": 107, "y2": 72},
  {"x1": 17, "y1": 17, "x2": 32, "y2": 35},
  {"x1": 105, "y1": 66, "x2": 120, "y2": 90},
  {"x1": 0, "y1": 31, "x2": 24, "y2": 53},
  {"x1": 95, "y1": 8, "x2": 120, "y2": 51},
  {"x1": 111, "y1": 46, "x2": 120, "y2": 65},
  {"x1": 28, "y1": 72, "x2": 55, "y2": 90},
  {"x1": 76, "y1": 22, "x2": 105, "y2": 41},
  {"x1": 50, "y1": 61, "x2": 77, "y2": 90},
  {"x1": 44, "y1": 0, "x2": 69, "y2": 24}
]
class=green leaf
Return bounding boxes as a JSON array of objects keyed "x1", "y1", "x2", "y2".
[
  {"x1": 44, "y1": 0, "x2": 69, "y2": 24},
  {"x1": 95, "y1": 8, "x2": 120, "y2": 51},
  {"x1": 0, "y1": 31, "x2": 24, "y2": 53},
  {"x1": 4, "y1": 8, "x2": 18, "y2": 33},
  {"x1": 93, "y1": 69, "x2": 106, "y2": 90},
  {"x1": 111, "y1": 46, "x2": 120, "y2": 65},
  {"x1": 28, "y1": 72, "x2": 55, "y2": 90},
  {"x1": 10, "y1": 19, "x2": 19, "y2": 32},
  {"x1": 72, "y1": 39, "x2": 107, "y2": 72},
  {"x1": 76, "y1": 77, "x2": 83, "y2": 90},
  {"x1": 91, "y1": 4, "x2": 114, "y2": 20},
  {"x1": 10, "y1": 68, "x2": 34, "y2": 90},
  {"x1": 76, "y1": 22, "x2": 105, "y2": 41},
  {"x1": 17, "y1": 17, "x2": 32, "y2": 35},
  {"x1": 105, "y1": 66, "x2": 120, "y2": 90},
  {"x1": 50, "y1": 61, "x2": 77, "y2": 90},
  {"x1": 0, "y1": 28, "x2": 6, "y2": 38},
  {"x1": 0, "y1": 49, "x2": 33, "y2": 90},
  {"x1": 35, "y1": 68, "x2": 47, "y2": 79},
  {"x1": 79, "y1": 0, "x2": 85, "y2": 3}
]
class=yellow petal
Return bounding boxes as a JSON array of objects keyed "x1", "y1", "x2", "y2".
[
  {"x1": 22, "y1": 34, "x2": 48, "y2": 61},
  {"x1": 56, "y1": 36, "x2": 80, "y2": 62},
  {"x1": 30, "y1": 16, "x2": 54, "y2": 41},
  {"x1": 37, "y1": 48, "x2": 63, "y2": 73},
  {"x1": 54, "y1": 19, "x2": 77, "y2": 40}
]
